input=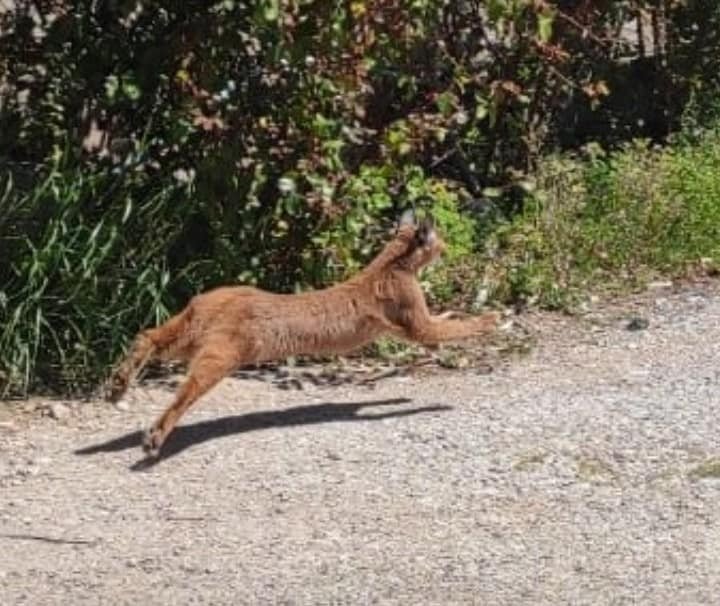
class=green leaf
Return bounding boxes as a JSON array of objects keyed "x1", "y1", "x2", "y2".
[
  {"x1": 105, "y1": 75, "x2": 119, "y2": 100},
  {"x1": 517, "y1": 179, "x2": 536, "y2": 193},
  {"x1": 122, "y1": 78, "x2": 141, "y2": 101},
  {"x1": 487, "y1": 0, "x2": 508, "y2": 22},
  {"x1": 121, "y1": 198, "x2": 133, "y2": 224},
  {"x1": 263, "y1": 0, "x2": 279, "y2": 21},
  {"x1": 538, "y1": 12, "x2": 554, "y2": 43},
  {"x1": 435, "y1": 92, "x2": 456, "y2": 117},
  {"x1": 398, "y1": 142, "x2": 412, "y2": 156}
]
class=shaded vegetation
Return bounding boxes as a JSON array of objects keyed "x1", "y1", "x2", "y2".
[{"x1": 1, "y1": 1, "x2": 719, "y2": 395}]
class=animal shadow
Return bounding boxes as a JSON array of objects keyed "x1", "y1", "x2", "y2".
[{"x1": 75, "y1": 398, "x2": 451, "y2": 471}]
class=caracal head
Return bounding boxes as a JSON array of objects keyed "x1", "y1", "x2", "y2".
[{"x1": 395, "y1": 209, "x2": 447, "y2": 273}]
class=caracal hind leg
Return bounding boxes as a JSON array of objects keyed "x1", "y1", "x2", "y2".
[
  {"x1": 142, "y1": 349, "x2": 238, "y2": 457},
  {"x1": 106, "y1": 330, "x2": 159, "y2": 403},
  {"x1": 106, "y1": 310, "x2": 191, "y2": 403}
]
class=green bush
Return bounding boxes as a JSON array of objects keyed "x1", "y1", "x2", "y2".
[
  {"x1": 484, "y1": 125, "x2": 720, "y2": 309},
  {"x1": 2, "y1": 1, "x2": 720, "y2": 396}
]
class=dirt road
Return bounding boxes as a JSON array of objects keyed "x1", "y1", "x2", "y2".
[{"x1": 2, "y1": 283, "x2": 720, "y2": 605}]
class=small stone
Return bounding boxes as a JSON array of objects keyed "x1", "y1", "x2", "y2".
[
  {"x1": 288, "y1": 378, "x2": 304, "y2": 390},
  {"x1": 626, "y1": 317, "x2": 649, "y2": 332},
  {"x1": 48, "y1": 402, "x2": 71, "y2": 420},
  {"x1": 114, "y1": 400, "x2": 130, "y2": 412},
  {"x1": 648, "y1": 280, "x2": 673, "y2": 290},
  {"x1": 699, "y1": 257, "x2": 718, "y2": 275},
  {"x1": 438, "y1": 353, "x2": 469, "y2": 369},
  {"x1": 498, "y1": 320, "x2": 514, "y2": 332}
]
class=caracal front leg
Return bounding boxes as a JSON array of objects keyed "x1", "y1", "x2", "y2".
[
  {"x1": 143, "y1": 350, "x2": 238, "y2": 457},
  {"x1": 403, "y1": 310, "x2": 500, "y2": 346}
]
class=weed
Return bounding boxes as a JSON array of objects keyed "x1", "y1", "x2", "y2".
[
  {"x1": 690, "y1": 459, "x2": 720, "y2": 479},
  {"x1": 513, "y1": 451, "x2": 548, "y2": 471},
  {"x1": 483, "y1": 125, "x2": 720, "y2": 310},
  {"x1": 575, "y1": 456, "x2": 617, "y2": 482}
]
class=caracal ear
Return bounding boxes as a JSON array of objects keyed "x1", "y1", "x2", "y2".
[
  {"x1": 417, "y1": 218, "x2": 437, "y2": 246},
  {"x1": 398, "y1": 209, "x2": 416, "y2": 228}
]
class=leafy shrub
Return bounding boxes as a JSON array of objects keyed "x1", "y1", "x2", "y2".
[
  {"x1": 484, "y1": 125, "x2": 720, "y2": 309},
  {"x1": 1, "y1": 1, "x2": 720, "y2": 395}
]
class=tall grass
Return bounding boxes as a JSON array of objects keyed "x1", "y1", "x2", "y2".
[
  {"x1": 483, "y1": 125, "x2": 720, "y2": 309},
  {"x1": 0, "y1": 161, "x2": 187, "y2": 397}
]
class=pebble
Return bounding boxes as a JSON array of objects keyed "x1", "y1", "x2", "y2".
[
  {"x1": 648, "y1": 280, "x2": 673, "y2": 290},
  {"x1": 626, "y1": 316, "x2": 650, "y2": 331},
  {"x1": 47, "y1": 402, "x2": 71, "y2": 420},
  {"x1": 114, "y1": 400, "x2": 131, "y2": 412}
]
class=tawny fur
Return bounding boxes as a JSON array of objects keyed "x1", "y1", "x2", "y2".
[{"x1": 107, "y1": 216, "x2": 499, "y2": 456}]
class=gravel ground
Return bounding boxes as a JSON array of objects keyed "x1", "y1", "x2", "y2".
[{"x1": 2, "y1": 282, "x2": 720, "y2": 605}]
